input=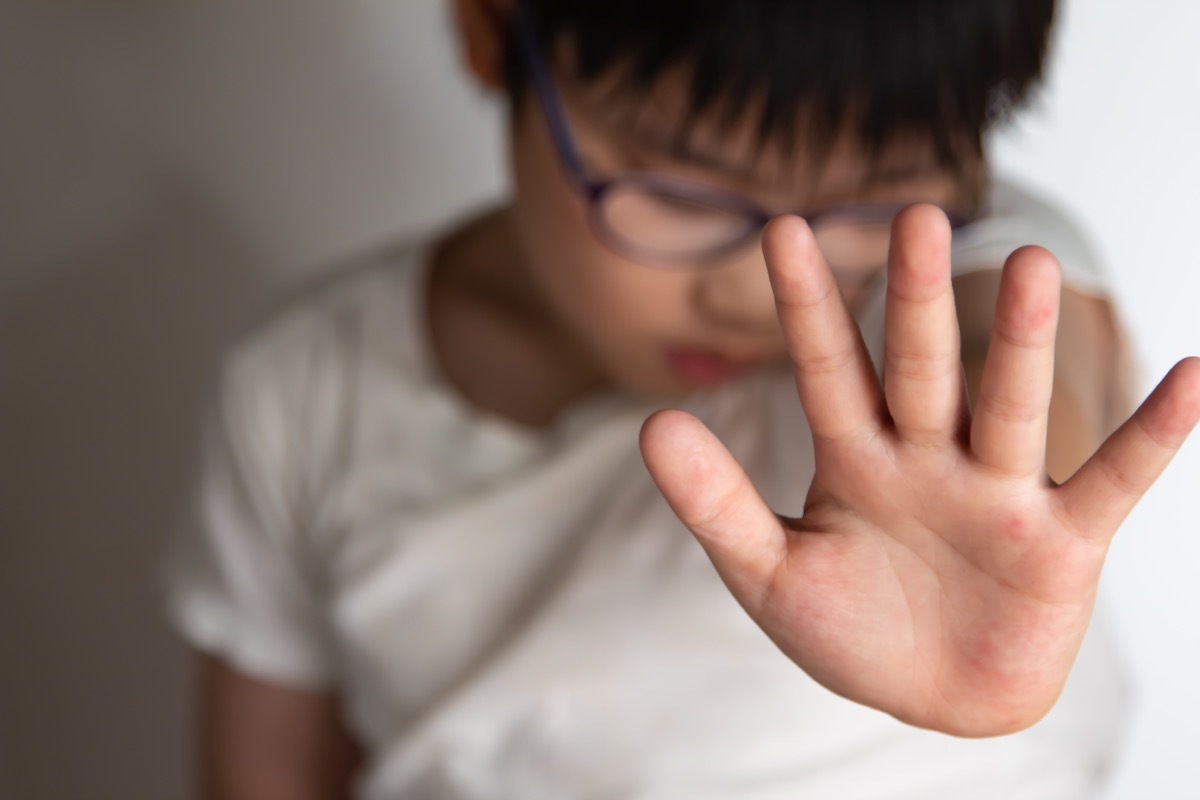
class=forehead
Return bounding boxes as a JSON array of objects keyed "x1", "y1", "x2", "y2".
[{"x1": 562, "y1": 60, "x2": 959, "y2": 201}]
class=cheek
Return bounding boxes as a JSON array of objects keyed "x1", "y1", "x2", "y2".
[
  {"x1": 508, "y1": 108, "x2": 684, "y2": 342},
  {"x1": 509, "y1": 107, "x2": 590, "y2": 263}
]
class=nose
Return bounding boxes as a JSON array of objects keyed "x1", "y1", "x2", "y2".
[{"x1": 692, "y1": 239, "x2": 780, "y2": 335}]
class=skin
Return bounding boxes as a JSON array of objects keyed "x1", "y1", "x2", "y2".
[
  {"x1": 199, "y1": 655, "x2": 361, "y2": 800},
  {"x1": 199, "y1": 0, "x2": 1200, "y2": 795},
  {"x1": 641, "y1": 215, "x2": 1200, "y2": 735}
]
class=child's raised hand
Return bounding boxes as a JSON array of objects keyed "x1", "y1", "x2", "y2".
[{"x1": 639, "y1": 206, "x2": 1200, "y2": 736}]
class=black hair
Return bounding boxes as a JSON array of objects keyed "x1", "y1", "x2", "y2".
[{"x1": 506, "y1": 0, "x2": 1057, "y2": 191}]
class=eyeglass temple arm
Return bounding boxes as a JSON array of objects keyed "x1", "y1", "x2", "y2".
[{"x1": 514, "y1": 3, "x2": 593, "y2": 193}]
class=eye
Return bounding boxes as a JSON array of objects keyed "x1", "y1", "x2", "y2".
[{"x1": 647, "y1": 191, "x2": 724, "y2": 217}]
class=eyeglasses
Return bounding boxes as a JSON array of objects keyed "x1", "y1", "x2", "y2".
[{"x1": 514, "y1": 5, "x2": 966, "y2": 269}]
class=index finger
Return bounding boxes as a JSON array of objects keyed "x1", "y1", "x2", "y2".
[{"x1": 762, "y1": 215, "x2": 885, "y2": 444}]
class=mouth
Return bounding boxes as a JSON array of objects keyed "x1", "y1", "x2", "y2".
[{"x1": 663, "y1": 345, "x2": 764, "y2": 386}]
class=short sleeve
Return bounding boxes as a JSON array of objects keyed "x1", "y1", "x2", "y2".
[
  {"x1": 162, "y1": 358, "x2": 335, "y2": 689},
  {"x1": 950, "y1": 177, "x2": 1113, "y2": 299}
]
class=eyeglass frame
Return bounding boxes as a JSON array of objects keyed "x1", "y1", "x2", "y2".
[{"x1": 513, "y1": 3, "x2": 969, "y2": 268}]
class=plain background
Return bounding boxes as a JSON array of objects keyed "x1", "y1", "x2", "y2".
[{"x1": 1, "y1": 1, "x2": 1196, "y2": 797}]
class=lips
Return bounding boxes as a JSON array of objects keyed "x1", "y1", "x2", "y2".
[{"x1": 664, "y1": 346, "x2": 761, "y2": 385}]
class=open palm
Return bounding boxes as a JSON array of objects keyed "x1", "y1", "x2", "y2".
[{"x1": 640, "y1": 205, "x2": 1200, "y2": 737}]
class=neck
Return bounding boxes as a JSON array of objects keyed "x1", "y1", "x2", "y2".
[{"x1": 426, "y1": 206, "x2": 608, "y2": 429}]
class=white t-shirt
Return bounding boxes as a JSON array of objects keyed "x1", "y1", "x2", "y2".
[{"x1": 165, "y1": 178, "x2": 1129, "y2": 799}]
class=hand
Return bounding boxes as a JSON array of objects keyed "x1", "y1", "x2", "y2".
[{"x1": 639, "y1": 205, "x2": 1200, "y2": 737}]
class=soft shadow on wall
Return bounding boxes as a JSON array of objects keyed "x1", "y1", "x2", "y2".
[
  {"x1": 0, "y1": 3, "x2": 504, "y2": 796},
  {"x1": 0, "y1": 3, "x2": 503, "y2": 797},
  {"x1": 0, "y1": 178, "x2": 274, "y2": 799}
]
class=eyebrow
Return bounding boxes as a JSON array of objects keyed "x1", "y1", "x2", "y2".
[
  {"x1": 625, "y1": 119, "x2": 941, "y2": 194},
  {"x1": 620, "y1": 120, "x2": 786, "y2": 186},
  {"x1": 665, "y1": 135, "x2": 762, "y2": 181},
  {"x1": 858, "y1": 162, "x2": 944, "y2": 186}
]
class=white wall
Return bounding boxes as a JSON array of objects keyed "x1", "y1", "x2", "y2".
[
  {"x1": 1, "y1": 1, "x2": 1195, "y2": 797},
  {"x1": 988, "y1": 3, "x2": 1200, "y2": 796}
]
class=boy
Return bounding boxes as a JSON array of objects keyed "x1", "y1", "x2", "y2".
[{"x1": 166, "y1": 0, "x2": 1200, "y2": 797}]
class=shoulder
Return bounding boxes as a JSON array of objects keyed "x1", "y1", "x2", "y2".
[
  {"x1": 228, "y1": 239, "x2": 427, "y2": 388},
  {"x1": 219, "y1": 237, "x2": 434, "y2": 417},
  {"x1": 952, "y1": 176, "x2": 1111, "y2": 298},
  {"x1": 211, "y1": 238, "x2": 435, "y2": 489}
]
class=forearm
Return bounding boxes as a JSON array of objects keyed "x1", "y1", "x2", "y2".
[{"x1": 200, "y1": 654, "x2": 361, "y2": 800}]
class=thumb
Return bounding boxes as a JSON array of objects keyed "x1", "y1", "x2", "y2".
[{"x1": 640, "y1": 409, "x2": 787, "y2": 612}]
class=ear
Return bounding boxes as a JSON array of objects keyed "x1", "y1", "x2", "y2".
[{"x1": 454, "y1": 0, "x2": 516, "y2": 89}]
